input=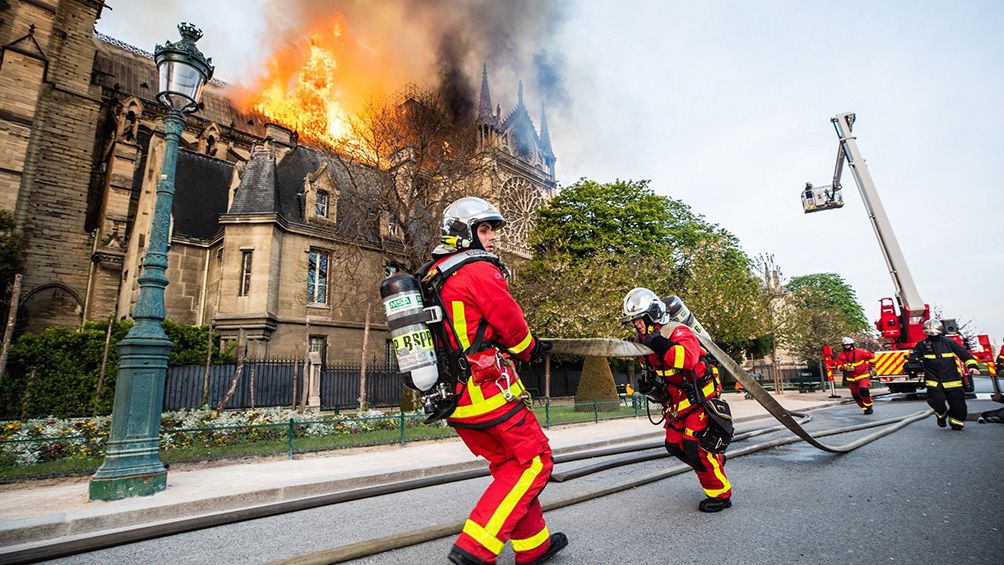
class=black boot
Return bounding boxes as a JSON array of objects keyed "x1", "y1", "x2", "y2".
[
  {"x1": 863, "y1": 407, "x2": 873, "y2": 415},
  {"x1": 448, "y1": 546, "x2": 493, "y2": 565},
  {"x1": 936, "y1": 414, "x2": 947, "y2": 428},
  {"x1": 950, "y1": 424, "x2": 964, "y2": 431},
  {"x1": 698, "y1": 497, "x2": 732, "y2": 512},
  {"x1": 526, "y1": 533, "x2": 568, "y2": 564}
]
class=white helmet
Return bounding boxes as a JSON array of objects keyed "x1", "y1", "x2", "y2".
[
  {"x1": 841, "y1": 336, "x2": 855, "y2": 346},
  {"x1": 922, "y1": 319, "x2": 944, "y2": 337},
  {"x1": 437, "y1": 196, "x2": 505, "y2": 252},
  {"x1": 620, "y1": 287, "x2": 667, "y2": 325}
]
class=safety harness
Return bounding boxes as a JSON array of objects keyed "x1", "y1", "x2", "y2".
[{"x1": 416, "y1": 250, "x2": 519, "y2": 424}]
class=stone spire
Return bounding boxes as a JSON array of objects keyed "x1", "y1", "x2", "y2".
[
  {"x1": 517, "y1": 81, "x2": 524, "y2": 108},
  {"x1": 478, "y1": 63, "x2": 492, "y2": 121},
  {"x1": 539, "y1": 102, "x2": 553, "y2": 155}
]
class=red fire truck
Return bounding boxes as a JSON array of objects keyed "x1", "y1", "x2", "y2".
[{"x1": 805, "y1": 113, "x2": 995, "y2": 393}]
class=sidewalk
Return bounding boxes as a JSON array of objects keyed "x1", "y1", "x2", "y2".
[{"x1": 0, "y1": 390, "x2": 845, "y2": 548}]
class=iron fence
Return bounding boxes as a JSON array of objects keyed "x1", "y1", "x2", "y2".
[{"x1": 0, "y1": 397, "x2": 644, "y2": 483}]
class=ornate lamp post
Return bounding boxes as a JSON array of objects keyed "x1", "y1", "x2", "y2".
[{"x1": 90, "y1": 23, "x2": 213, "y2": 501}]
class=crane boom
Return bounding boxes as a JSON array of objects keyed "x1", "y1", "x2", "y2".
[{"x1": 830, "y1": 112, "x2": 925, "y2": 319}]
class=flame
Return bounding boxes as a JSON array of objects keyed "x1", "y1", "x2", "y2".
[{"x1": 238, "y1": 13, "x2": 400, "y2": 149}]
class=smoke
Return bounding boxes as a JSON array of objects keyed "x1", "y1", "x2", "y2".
[{"x1": 259, "y1": 0, "x2": 572, "y2": 115}]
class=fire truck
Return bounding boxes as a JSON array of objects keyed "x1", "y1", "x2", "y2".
[{"x1": 804, "y1": 113, "x2": 995, "y2": 393}]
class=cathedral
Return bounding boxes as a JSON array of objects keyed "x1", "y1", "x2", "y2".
[{"x1": 0, "y1": 0, "x2": 557, "y2": 364}]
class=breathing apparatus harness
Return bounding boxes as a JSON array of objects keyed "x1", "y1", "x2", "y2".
[
  {"x1": 636, "y1": 326, "x2": 733, "y2": 453},
  {"x1": 416, "y1": 249, "x2": 519, "y2": 423}
]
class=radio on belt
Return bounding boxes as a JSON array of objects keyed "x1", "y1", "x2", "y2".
[{"x1": 380, "y1": 273, "x2": 443, "y2": 391}]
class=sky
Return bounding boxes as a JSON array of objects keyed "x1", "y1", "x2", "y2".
[{"x1": 96, "y1": 1, "x2": 1004, "y2": 344}]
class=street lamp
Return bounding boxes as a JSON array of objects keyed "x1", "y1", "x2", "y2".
[{"x1": 90, "y1": 23, "x2": 213, "y2": 501}]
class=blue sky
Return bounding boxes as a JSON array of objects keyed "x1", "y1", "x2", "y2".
[{"x1": 97, "y1": 1, "x2": 1004, "y2": 345}]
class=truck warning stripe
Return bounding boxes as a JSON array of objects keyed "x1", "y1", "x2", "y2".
[{"x1": 873, "y1": 351, "x2": 908, "y2": 376}]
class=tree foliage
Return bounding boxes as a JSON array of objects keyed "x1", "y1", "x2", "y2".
[
  {"x1": 0, "y1": 320, "x2": 236, "y2": 419},
  {"x1": 0, "y1": 210, "x2": 22, "y2": 317},
  {"x1": 514, "y1": 178, "x2": 769, "y2": 359},
  {"x1": 777, "y1": 274, "x2": 871, "y2": 365}
]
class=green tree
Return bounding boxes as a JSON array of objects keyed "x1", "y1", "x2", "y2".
[
  {"x1": 786, "y1": 273, "x2": 869, "y2": 333},
  {"x1": 516, "y1": 178, "x2": 769, "y2": 359}
]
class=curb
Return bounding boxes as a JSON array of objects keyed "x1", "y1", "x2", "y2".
[{"x1": 0, "y1": 399, "x2": 845, "y2": 547}]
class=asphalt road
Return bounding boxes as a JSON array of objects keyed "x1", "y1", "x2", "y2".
[{"x1": 46, "y1": 397, "x2": 1004, "y2": 565}]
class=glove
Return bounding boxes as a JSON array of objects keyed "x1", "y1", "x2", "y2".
[
  {"x1": 968, "y1": 368, "x2": 980, "y2": 376},
  {"x1": 528, "y1": 339, "x2": 553, "y2": 362}
]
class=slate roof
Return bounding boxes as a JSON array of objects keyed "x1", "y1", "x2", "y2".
[
  {"x1": 173, "y1": 149, "x2": 234, "y2": 240},
  {"x1": 229, "y1": 145, "x2": 390, "y2": 244}
]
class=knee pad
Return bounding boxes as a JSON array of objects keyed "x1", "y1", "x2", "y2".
[
  {"x1": 664, "y1": 441, "x2": 686, "y2": 463},
  {"x1": 682, "y1": 439, "x2": 706, "y2": 472}
]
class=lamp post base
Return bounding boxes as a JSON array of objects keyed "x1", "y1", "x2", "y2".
[{"x1": 89, "y1": 470, "x2": 166, "y2": 501}]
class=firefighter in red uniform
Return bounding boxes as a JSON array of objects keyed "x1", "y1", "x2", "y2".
[
  {"x1": 908, "y1": 320, "x2": 980, "y2": 430},
  {"x1": 622, "y1": 288, "x2": 732, "y2": 512},
  {"x1": 834, "y1": 336, "x2": 876, "y2": 414},
  {"x1": 421, "y1": 197, "x2": 566, "y2": 565},
  {"x1": 996, "y1": 344, "x2": 1004, "y2": 374}
]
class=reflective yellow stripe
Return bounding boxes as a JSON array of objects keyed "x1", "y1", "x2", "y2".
[
  {"x1": 924, "y1": 354, "x2": 937, "y2": 359},
  {"x1": 964, "y1": 359, "x2": 978, "y2": 367},
  {"x1": 702, "y1": 450, "x2": 731, "y2": 498},
  {"x1": 511, "y1": 526, "x2": 549, "y2": 552},
  {"x1": 671, "y1": 345, "x2": 686, "y2": 369},
  {"x1": 484, "y1": 456, "x2": 544, "y2": 540},
  {"x1": 656, "y1": 368, "x2": 678, "y2": 377},
  {"x1": 850, "y1": 359, "x2": 867, "y2": 367},
  {"x1": 462, "y1": 520, "x2": 504, "y2": 555},
  {"x1": 467, "y1": 377, "x2": 485, "y2": 404},
  {"x1": 452, "y1": 301, "x2": 470, "y2": 351},
  {"x1": 942, "y1": 380, "x2": 963, "y2": 389},
  {"x1": 940, "y1": 353, "x2": 955, "y2": 358},
  {"x1": 683, "y1": 428, "x2": 696, "y2": 437},
  {"x1": 507, "y1": 332, "x2": 533, "y2": 355},
  {"x1": 949, "y1": 417, "x2": 964, "y2": 427},
  {"x1": 925, "y1": 380, "x2": 939, "y2": 387},
  {"x1": 450, "y1": 380, "x2": 526, "y2": 419},
  {"x1": 674, "y1": 381, "x2": 716, "y2": 412}
]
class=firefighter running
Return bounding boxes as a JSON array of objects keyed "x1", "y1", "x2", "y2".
[
  {"x1": 419, "y1": 197, "x2": 566, "y2": 565},
  {"x1": 834, "y1": 336, "x2": 875, "y2": 414},
  {"x1": 622, "y1": 289, "x2": 733, "y2": 512},
  {"x1": 908, "y1": 320, "x2": 980, "y2": 430}
]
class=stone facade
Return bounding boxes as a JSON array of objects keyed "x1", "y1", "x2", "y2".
[{"x1": 0, "y1": 3, "x2": 558, "y2": 364}]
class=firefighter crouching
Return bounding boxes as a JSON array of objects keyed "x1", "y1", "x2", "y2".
[
  {"x1": 622, "y1": 288, "x2": 733, "y2": 512},
  {"x1": 908, "y1": 320, "x2": 980, "y2": 430},
  {"x1": 419, "y1": 197, "x2": 566, "y2": 565},
  {"x1": 834, "y1": 336, "x2": 875, "y2": 414}
]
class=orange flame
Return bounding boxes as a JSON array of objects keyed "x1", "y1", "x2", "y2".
[{"x1": 237, "y1": 13, "x2": 403, "y2": 149}]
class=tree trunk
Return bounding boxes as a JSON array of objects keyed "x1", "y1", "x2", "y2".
[
  {"x1": 216, "y1": 344, "x2": 246, "y2": 411},
  {"x1": 201, "y1": 322, "x2": 214, "y2": 406},
  {"x1": 93, "y1": 314, "x2": 114, "y2": 415},
  {"x1": 0, "y1": 273, "x2": 23, "y2": 385},
  {"x1": 359, "y1": 303, "x2": 372, "y2": 412}
]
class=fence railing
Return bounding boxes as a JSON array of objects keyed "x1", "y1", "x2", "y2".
[
  {"x1": 163, "y1": 359, "x2": 407, "y2": 411},
  {"x1": 0, "y1": 397, "x2": 643, "y2": 483}
]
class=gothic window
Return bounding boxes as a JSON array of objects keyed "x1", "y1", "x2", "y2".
[
  {"x1": 499, "y1": 177, "x2": 545, "y2": 252},
  {"x1": 316, "y1": 191, "x2": 329, "y2": 217},
  {"x1": 307, "y1": 249, "x2": 329, "y2": 304},
  {"x1": 238, "y1": 250, "x2": 252, "y2": 296}
]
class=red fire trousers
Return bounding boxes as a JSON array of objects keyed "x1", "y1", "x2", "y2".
[
  {"x1": 847, "y1": 376, "x2": 873, "y2": 411},
  {"x1": 664, "y1": 408, "x2": 731, "y2": 500},
  {"x1": 453, "y1": 409, "x2": 555, "y2": 564}
]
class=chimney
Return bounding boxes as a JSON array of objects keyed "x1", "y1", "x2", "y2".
[{"x1": 264, "y1": 122, "x2": 295, "y2": 159}]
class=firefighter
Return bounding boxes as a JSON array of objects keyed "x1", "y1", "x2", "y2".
[
  {"x1": 622, "y1": 288, "x2": 732, "y2": 512},
  {"x1": 996, "y1": 344, "x2": 1004, "y2": 374},
  {"x1": 908, "y1": 320, "x2": 981, "y2": 430},
  {"x1": 422, "y1": 197, "x2": 566, "y2": 565},
  {"x1": 834, "y1": 336, "x2": 876, "y2": 414}
]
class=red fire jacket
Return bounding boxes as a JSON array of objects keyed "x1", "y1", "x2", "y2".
[
  {"x1": 643, "y1": 324, "x2": 720, "y2": 416},
  {"x1": 432, "y1": 255, "x2": 538, "y2": 427},
  {"x1": 834, "y1": 348, "x2": 875, "y2": 381}
]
